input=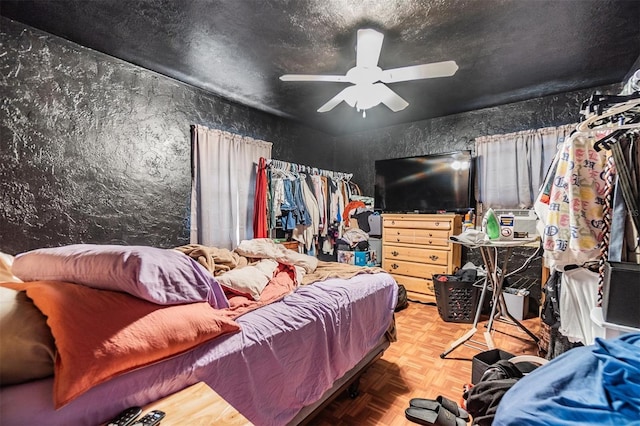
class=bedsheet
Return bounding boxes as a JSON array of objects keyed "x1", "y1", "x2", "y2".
[{"x1": 0, "y1": 272, "x2": 397, "y2": 426}]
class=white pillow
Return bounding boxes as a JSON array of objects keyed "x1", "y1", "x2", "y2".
[{"x1": 216, "y1": 259, "x2": 278, "y2": 300}]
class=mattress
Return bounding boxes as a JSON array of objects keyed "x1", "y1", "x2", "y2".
[{"x1": 0, "y1": 272, "x2": 397, "y2": 426}]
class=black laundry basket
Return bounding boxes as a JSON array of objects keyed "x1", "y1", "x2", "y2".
[{"x1": 433, "y1": 271, "x2": 480, "y2": 324}]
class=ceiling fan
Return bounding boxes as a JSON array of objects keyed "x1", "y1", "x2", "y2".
[{"x1": 280, "y1": 28, "x2": 459, "y2": 117}]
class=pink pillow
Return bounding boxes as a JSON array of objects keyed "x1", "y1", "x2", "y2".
[{"x1": 12, "y1": 245, "x2": 228, "y2": 308}]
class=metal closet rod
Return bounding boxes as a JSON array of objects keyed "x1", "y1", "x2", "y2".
[{"x1": 264, "y1": 158, "x2": 353, "y2": 180}]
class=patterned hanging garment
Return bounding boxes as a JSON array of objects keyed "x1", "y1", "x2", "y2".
[{"x1": 597, "y1": 154, "x2": 616, "y2": 306}]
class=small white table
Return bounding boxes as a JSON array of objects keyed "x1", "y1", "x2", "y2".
[{"x1": 440, "y1": 237, "x2": 540, "y2": 358}]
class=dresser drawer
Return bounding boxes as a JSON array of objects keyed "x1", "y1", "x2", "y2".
[
  {"x1": 383, "y1": 217, "x2": 453, "y2": 231},
  {"x1": 383, "y1": 228, "x2": 450, "y2": 247},
  {"x1": 383, "y1": 245, "x2": 450, "y2": 266},
  {"x1": 391, "y1": 274, "x2": 435, "y2": 296},
  {"x1": 383, "y1": 259, "x2": 448, "y2": 279}
]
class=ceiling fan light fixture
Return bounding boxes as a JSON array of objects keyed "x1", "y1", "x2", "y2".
[{"x1": 353, "y1": 84, "x2": 382, "y2": 110}]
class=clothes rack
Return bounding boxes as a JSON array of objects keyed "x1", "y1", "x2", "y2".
[{"x1": 259, "y1": 157, "x2": 362, "y2": 255}]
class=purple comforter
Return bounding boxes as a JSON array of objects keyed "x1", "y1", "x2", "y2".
[{"x1": 0, "y1": 272, "x2": 397, "y2": 426}]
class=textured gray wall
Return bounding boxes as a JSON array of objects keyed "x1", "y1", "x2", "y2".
[{"x1": 0, "y1": 18, "x2": 333, "y2": 254}]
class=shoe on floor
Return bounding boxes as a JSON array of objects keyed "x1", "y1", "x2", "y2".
[
  {"x1": 409, "y1": 395, "x2": 470, "y2": 421},
  {"x1": 405, "y1": 406, "x2": 467, "y2": 426}
]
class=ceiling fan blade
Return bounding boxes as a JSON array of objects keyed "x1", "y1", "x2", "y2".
[
  {"x1": 380, "y1": 60, "x2": 459, "y2": 83},
  {"x1": 280, "y1": 74, "x2": 348, "y2": 82},
  {"x1": 356, "y1": 29, "x2": 384, "y2": 68},
  {"x1": 374, "y1": 83, "x2": 409, "y2": 112},
  {"x1": 317, "y1": 87, "x2": 350, "y2": 112}
]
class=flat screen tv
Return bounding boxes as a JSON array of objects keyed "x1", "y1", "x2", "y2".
[{"x1": 374, "y1": 150, "x2": 474, "y2": 214}]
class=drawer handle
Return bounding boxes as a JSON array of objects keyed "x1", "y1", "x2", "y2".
[
  {"x1": 429, "y1": 233, "x2": 433, "y2": 237},
  {"x1": 391, "y1": 263, "x2": 399, "y2": 269},
  {"x1": 428, "y1": 240, "x2": 433, "y2": 244},
  {"x1": 435, "y1": 222, "x2": 439, "y2": 226},
  {"x1": 429, "y1": 255, "x2": 439, "y2": 261},
  {"x1": 391, "y1": 220, "x2": 395, "y2": 225},
  {"x1": 391, "y1": 251, "x2": 399, "y2": 256},
  {"x1": 396, "y1": 231, "x2": 401, "y2": 235},
  {"x1": 396, "y1": 238, "x2": 400, "y2": 242}
]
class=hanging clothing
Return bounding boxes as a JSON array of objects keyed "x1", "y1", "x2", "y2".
[
  {"x1": 311, "y1": 175, "x2": 326, "y2": 235},
  {"x1": 292, "y1": 177, "x2": 320, "y2": 252},
  {"x1": 597, "y1": 155, "x2": 616, "y2": 306},
  {"x1": 271, "y1": 176, "x2": 284, "y2": 219},
  {"x1": 343, "y1": 201, "x2": 366, "y2": 228},
  {"x1": 253, "y1": 157, "x2": 269, "y2": 238},
  {"x1": 558, "y1": 266, "x2": 604, "y2": 346},
  {"x1": 292, "y1": 177, "x2": 312, "y2": 227},
  {"x1": 280, "y1": 179, "x2": 298, "y2": 231},
  {"x1": 541, "y1": 133, "x2": 610, "y2": 269}
]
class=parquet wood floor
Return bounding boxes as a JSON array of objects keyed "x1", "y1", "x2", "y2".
[{"x1": 311, "y1": 301, "x2": 541, "y2": 425}]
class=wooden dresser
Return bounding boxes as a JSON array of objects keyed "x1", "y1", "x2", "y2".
[{"x1": 382, "y1": 213, "x2": 462, "y2": 303}]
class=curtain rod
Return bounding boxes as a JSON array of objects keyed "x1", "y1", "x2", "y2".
[{"x1": 264, "y1": 157, "x2": 353, "y2": 181}]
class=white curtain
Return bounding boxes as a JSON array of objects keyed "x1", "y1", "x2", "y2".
[
  {"x1": 475, "y1": 124, "x2": 575, "y2": 209},
  {"x1": 190, "y1": 125, "x2": 272, "y2": 249}
]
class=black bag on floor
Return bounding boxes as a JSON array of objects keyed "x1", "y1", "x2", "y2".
[
  {"x1": 395, "y1": 284, "x2": 409, "y2": 311},
  {"x1": 465, "y1": 359, "x2": 541, "y2": 426}
]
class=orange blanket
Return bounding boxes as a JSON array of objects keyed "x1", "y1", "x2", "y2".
[
  {"x1": 1, "y1": 281, "x2": 241, "y2": 408},
  {"x1": 223, "y1": 263, "x2": 298, "y2": 317}
]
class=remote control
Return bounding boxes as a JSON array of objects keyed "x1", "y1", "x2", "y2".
[
  {"x1": 106, "y1": 406, "x2": 142, "y2": 426},
  {"x1": 131, "y1": 410, "x2": 165, "y2": 426}
]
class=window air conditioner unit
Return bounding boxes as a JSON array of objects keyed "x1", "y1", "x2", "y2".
[{"x1": 492, "y1": 209, "x2": 539, "y2": 237}]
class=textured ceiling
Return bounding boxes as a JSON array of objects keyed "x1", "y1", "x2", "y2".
[{"x1": 2, "y1": 0, "x2": 639, "y2": 135}]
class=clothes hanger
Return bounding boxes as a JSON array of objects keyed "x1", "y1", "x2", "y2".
[
  {"x1": 580, "y1": 92, "x2": 640, "y2": 117},
  {"x1": 576, "y1": 96, "x2": 640, "y2": 133}
]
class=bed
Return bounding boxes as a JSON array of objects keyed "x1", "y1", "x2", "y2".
[{"x1": 0, "y1": 241, "x2": 397, "y2": 426}]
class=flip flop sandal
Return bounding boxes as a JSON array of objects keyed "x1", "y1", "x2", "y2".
[
  {"x1": 405, "y1": 406, "x2": 467, "y2": 426},
  {"x1": 409, "y1": 395, "x2": 470, "y2": 421}
]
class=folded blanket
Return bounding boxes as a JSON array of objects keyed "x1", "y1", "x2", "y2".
[
  {"x1": 173, "y1": 244, "x2": 248, "y2": 275},
  {"x1": 301, "y1": 261, "x2": 385, "y2": 286},
  {"x1": 234, "y1": 238, "x2": 318, "y2": 274}
]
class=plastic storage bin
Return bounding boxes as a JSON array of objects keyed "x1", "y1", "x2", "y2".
[
  {"x1": 471, "y1": 349, "x2": 514, "y2": 384},
  {"x1": 502, "y1": 288, "x2": 529, "y2": 320},
  {"x1": 433, "y1": 276, "x2": 480, "y2": 324}
]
